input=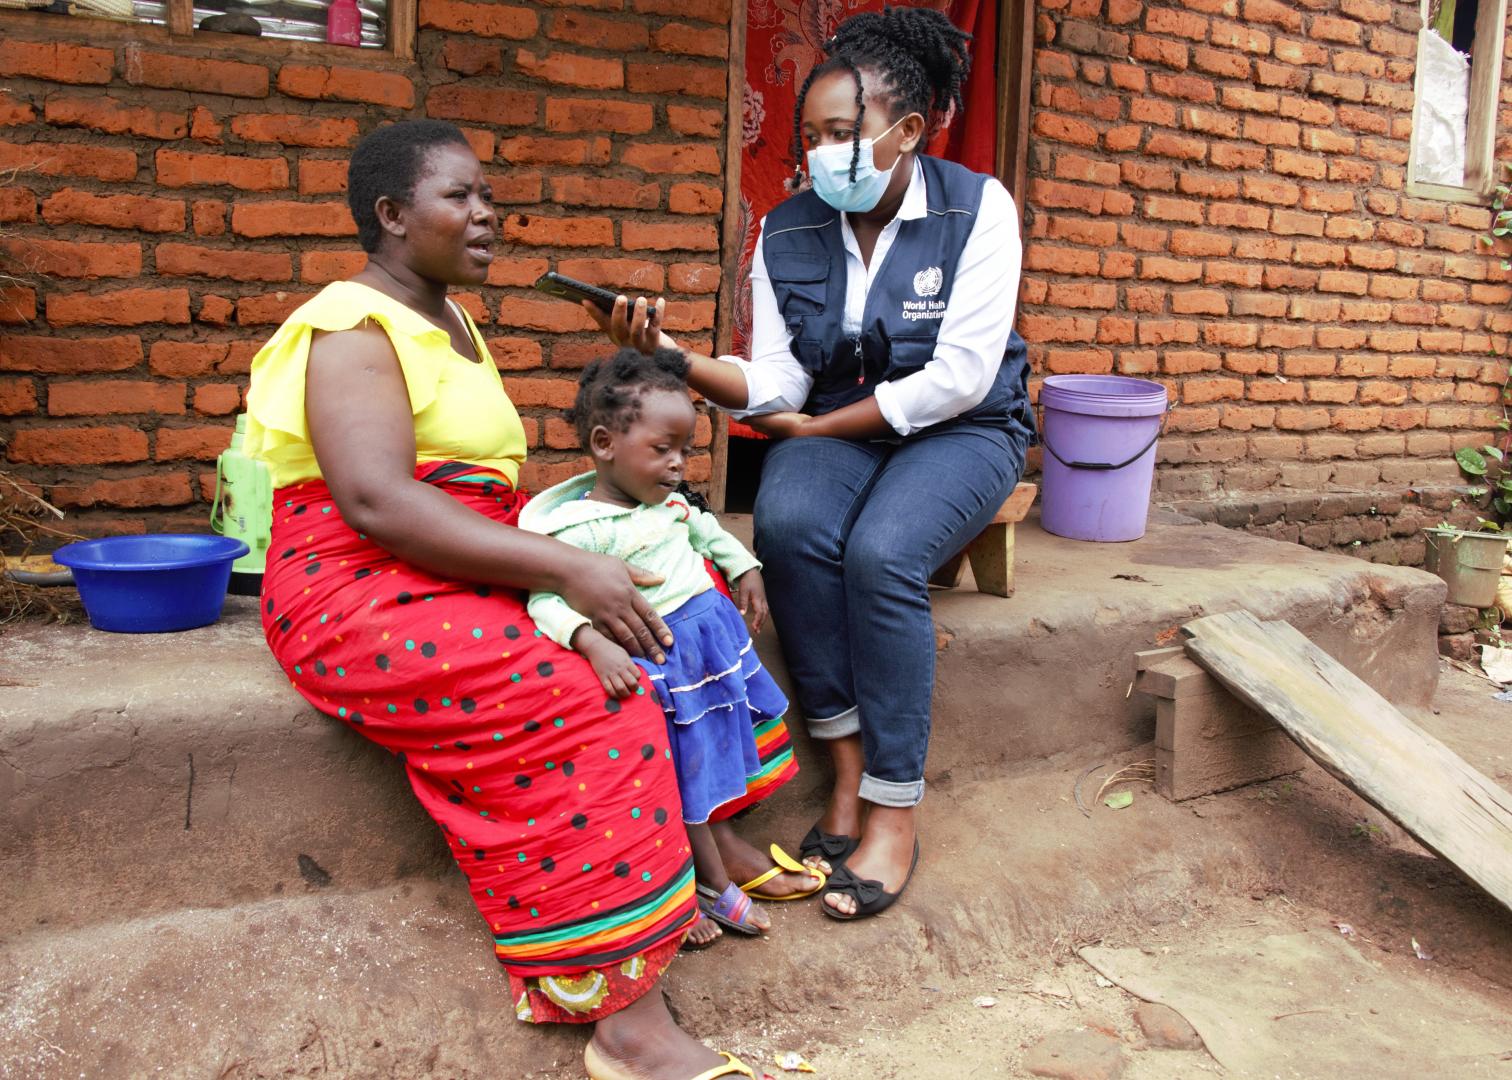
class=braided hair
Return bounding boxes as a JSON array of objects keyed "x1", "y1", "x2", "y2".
[
  {"x1": 790, "y1": 7, "x2": 972, "y2": 188},
  {"x1": 568, "y1": 347, "x2": 692, "y2": 447}
]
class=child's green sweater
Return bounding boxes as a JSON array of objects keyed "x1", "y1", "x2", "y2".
[{"x1": 518, "y1": 471, "x2": 761, "y2": 650}]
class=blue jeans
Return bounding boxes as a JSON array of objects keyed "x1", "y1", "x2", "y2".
[{"x1": 753, "y1": 423, "x2": 1026, "y2": 807}]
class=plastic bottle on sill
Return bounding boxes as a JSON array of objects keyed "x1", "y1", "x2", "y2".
[{"x1": 326, "y1": 0, "x2": 362, "y2": 46}]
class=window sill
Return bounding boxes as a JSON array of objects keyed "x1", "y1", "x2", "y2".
[
  {"x1": 1, "y1": 9, "x2": 414, "y2": 64},
  {"x1": 1405, "y1": 179, "x2": 1494, "y2": 205}
]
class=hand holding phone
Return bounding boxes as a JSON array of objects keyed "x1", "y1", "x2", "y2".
[{"x1": 533, "y1": 271, "x2": 623, "y2": 314}]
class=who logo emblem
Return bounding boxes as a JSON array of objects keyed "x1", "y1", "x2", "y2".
[{"x1": 912, "y1": 266, "x2": 943, "y2": 297}]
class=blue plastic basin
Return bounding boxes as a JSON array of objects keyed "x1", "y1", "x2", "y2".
[{"x1": 52, "y1": 534, "x2": 250, "y2": 633}]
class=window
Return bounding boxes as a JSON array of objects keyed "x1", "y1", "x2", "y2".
[
  {"x1": 3, "y1": 0, "x2": 414, "y2": 55},
  {"x1": 1408, "y1": 0, "x2": 1509, "y2": 200}
]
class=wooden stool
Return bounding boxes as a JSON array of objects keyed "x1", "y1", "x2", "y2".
[{"x1": 928, "y1": 481, "x2": 1037, "y2": 598}]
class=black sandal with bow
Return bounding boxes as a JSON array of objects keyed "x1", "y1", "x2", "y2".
[
  {"x1": 820, "y1": 837, "x2": 920, "y2": 921},
  {"x1": 798, "y1": 823, "x2": 860, "y2": 875}
]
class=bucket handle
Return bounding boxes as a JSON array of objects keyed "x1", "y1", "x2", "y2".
[
  {"x1": 1037, "y1": 403, "x2": 1170, "y2": 472},
  {"x1": 210, "y1": 457, "x2": 227, "y2": 535}
]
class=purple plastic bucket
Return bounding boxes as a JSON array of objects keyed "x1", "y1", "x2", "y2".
[{"x1": 1038, "y1": 375, "x2": 1169, "y2": 542}]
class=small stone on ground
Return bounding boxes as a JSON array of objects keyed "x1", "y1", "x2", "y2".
[
  {"x1": 1133, "y1": 1001, "x2": 1205, "y2": 1050},
  {"x1": 1023, "y1": 1029, "x2": 1126, "y2": 1080}
]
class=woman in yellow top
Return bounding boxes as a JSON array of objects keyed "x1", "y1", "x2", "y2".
[{"x1": 244, "y1": 119, "x2": 753, "y2": 1080}]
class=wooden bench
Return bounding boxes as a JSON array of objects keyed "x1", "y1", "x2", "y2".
[{"x1": 928, "y1": 481, "x2": 1038, "y2": 598}]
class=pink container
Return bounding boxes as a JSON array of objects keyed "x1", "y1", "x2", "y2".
[{"x1": 1038, "y1": 375, "x2": 1169, "y2": 542}]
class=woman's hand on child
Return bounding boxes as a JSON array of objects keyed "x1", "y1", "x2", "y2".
[
  {"x1": 584, "y1": 295, "x2": 678, "y2": 356},
  {"x1": 573, "y1": 627, "x2": 644, "y2": 698},
  {"x1": 557, "y1": 550, "x2": 674, "y2": 664},
  {"x1": 735, "y1": 569, "x2": 770, "y2": 635},
  {"x1": 743, "y1": 412, "x2": 812, "y2": 440}
]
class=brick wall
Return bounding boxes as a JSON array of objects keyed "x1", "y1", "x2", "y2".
[
  {"x1": 1020, "y1": 0, "x2": 1511, "y2": 513},
  {"x1": 0, "y1": 0, "x2": 729, "y2": 537}
]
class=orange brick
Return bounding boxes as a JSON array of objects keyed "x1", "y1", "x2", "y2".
[
  {"x1": 194, "y1": 384, "x2": 243, "y2": 416},
  {"x1": 41, "y1": 189, "x2": 186, "y2": 233},
  {"x1": 157, "y1": 242, "x2": 292, "y2": 283},
  {"x1": 516, "y1": 49, "x2": 623, "y2": 90},
  {"x1": 1, "y1": 335, "x2": 142, "y2": 373},
  {"x1": 549, "y1": 12, "x2": 649, "y2": 51},
  {"x1": 235, "y1": 292, "x2": 317, "y2": 325},
  {"x1": 667, "y1": 106, "x2": 723, "y2": 138},
  {"x1": 0, "y1": 140, "x2": 136, "y2": 183},
  {"x1": 47, "y1": 288, "x2": 190, "y2": 327},
  {"x1": 503, "y1": 375, "x2": 580, "y2": 407},
  {"x1": 156, "y1": 424, "x2": 233, "y2": 461},
  {"x1": 503, "y1": 213, "x2": 613, "y2": 247},
  {"x1": 546, "y1": 97, "x2": 653, "y2": 135},
  {"x1": 1, "y1": 237, "x2": 141, "y2": 279},
  {"x1": 622, "y1": 144, "x2": 721, "y2": 176},
  {"x1": 419, "y1": 0, "x2": 538, "y2": 38},
  {"x1": 668, "y1": 262, "x2": 719, "y2": 294},
  {"x1": 652, "y1": 22, "x2": 729, "y2": 58},
  {"x1": 49, "y1": 379, "x2": 186, "y2": 416},
  {"x1": 443, "y1": 39, "x2": 503, "y2": 76},
  {"x1": 668, "y1": 183, "x2": 723, "y2": 215},
  {"x1": 622, "y1": 221, "x2": 719, "y2": 252},
  {"x1": 499, "y1": 298, "x2": 599, "y2": 333},
  {"x1": 7, "y1": 424, "x2": 149, "y2": 465},
  {"x1": 230, "y1": 114, "x2": 358, "y2": 148},
  {"x1": 301, "y1": 250, "x2": 367, "y2": 285},
  {"x1": 427, "y1": 85, "x2": 539, "y2": 125},
  {"x1": 625, "y1": 62, "x2": 725, "y2": 99},
  {"x1": 276, "y1": 64, "x2": 415, "y2": 108},
  {"x1": 557, "y1": 258, "x2": 665, "y2": 291},
  {"x1": 122, "y1": 47, "x2": 269, "y2": 98},
  {"x1": 231, "y1": 201, "x2": 355, "y2": 238},
  {"x1": 43, "y1": 96, "x2": 187, "y2": 140},
  {"x1": 0, "y1": 40, "x2": 113, "y2": 85},
  {"x1": 156, "y1": 150, "x2": 288, "y2": 191}
]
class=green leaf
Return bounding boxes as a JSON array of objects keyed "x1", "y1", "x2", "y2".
[
  {"x1": 1495, "y1": 496, "x2": 1512, "y2": 516},
  {"x1": 1104, "y1": 791, "x2": 1134, "y2": 810},
  {"x1": 1457, "y1": 446, "x2": 1489, "y2": 476},
  {"x1": 1467, "y1": 487, "x2": 1489, "y2": 497},
  {"x1": 1484, "y1": 445, "x2": 1505, "y2": 462}
]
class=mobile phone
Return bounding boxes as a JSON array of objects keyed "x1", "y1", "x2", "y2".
[{"x1": 533, "y1": 271, "x2": 623, "y2": 314}]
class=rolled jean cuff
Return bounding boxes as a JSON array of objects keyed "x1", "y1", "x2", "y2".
[
  {"x1": 806, "y1": 705, "x2": 860, "y2": 740},
  {"x1": 859, "y1": 772, "x2": 924, "y2": 808}
]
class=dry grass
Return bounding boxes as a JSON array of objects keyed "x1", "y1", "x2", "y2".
[{"x1": 0, "y1": 451, "x2": 85, "y2": 627}]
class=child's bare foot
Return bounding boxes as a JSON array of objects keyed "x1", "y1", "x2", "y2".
[{"x1": 681, "y1": 912, "x2": 722, "y2": 950}]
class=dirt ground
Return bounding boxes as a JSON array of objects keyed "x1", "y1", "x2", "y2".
[
  {"x1": 636, "y1": 660, "x2": 1512, "y2": 1080},
  {"x1": 6, "y1": 661, "x2": 1511, "y2": 1080}
]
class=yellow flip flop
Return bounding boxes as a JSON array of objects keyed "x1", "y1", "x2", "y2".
[
  {"x1": 586, "y1": 1046, "x2": 755, "y2": 1080},
  {"x1": 737, "y1": 843, "x2": 827, "y2": 901}
]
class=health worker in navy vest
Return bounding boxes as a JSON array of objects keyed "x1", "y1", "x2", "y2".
[{"x1": 591, "y1": 7, "x2": 1033, "y2": 921}]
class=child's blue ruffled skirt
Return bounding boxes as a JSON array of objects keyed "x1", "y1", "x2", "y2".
[{"x1": 633, "y1": 587, "x2": 788, "y2": 824}]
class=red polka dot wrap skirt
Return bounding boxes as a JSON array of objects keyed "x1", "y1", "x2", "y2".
[{"x1": 261, "y1": 461, "x2": 699, "y2": 1021}]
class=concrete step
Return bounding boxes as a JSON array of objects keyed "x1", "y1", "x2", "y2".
[
  {"x1": 5, "y1": 702, "x2": 1510, "y2": 1080},
  {"x1": 0, "y1": 510, "x2": 1446, "y2": 938}
]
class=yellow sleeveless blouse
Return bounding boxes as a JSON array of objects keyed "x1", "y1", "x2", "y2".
[{"x1": 244, "y1": 281, "x2": 526, "y2": 489}]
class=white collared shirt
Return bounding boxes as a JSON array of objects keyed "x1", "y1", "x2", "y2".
[{"x1": 724, "y1": 161, "x2": 1022, "y2": 436}]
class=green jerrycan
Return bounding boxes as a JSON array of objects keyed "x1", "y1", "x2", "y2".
[{"x1": 211, "y1": 414, "x2": 272, "y2": 596}]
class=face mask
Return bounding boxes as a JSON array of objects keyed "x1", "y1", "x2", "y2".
[{"x1": 805, "y1": 115, "x2": 910, "y2": 213}]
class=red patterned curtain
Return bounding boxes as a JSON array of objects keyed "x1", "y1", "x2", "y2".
[{"x1": 729, "y1": 0, "x2": 1000, "y2": 438}]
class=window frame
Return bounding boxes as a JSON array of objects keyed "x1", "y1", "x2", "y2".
[
  {"x1": 2, "y1": 0, "x2": 415, "y2": 60},
  {"x1": 1406, "y1": 0, "x2": 1508, "y2": 204}
]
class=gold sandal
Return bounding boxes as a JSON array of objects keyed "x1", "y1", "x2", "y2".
[
  {"x1": 586, "y1": 1044, "x2": 755, "y2": 1080},
  {"x1": 736, "y1": 843, "x2": 827, "y2": 901}
]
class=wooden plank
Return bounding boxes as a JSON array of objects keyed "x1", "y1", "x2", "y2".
[
  {"x1": 388, "y1": 0, "x2": 417, "y2": 59},
  {"x1": 966, "y1": 522, "x2": 1015, "y2": 597},
  {"x1": 1135, "y1": 655, "x2": 1220, "y2": 700},
  {"x1": 167, "y1": 0, "x2": 194, "y2": 35},
  {"x1": 1182, "y1": 610, "x2": 1512, "y2": 913},
  {"x1": 1134, "y1": 646, "x2": 1183, "y2": 673},
  {"x1": 708, "y1": 0, "x2": 747, "y2": 513}
]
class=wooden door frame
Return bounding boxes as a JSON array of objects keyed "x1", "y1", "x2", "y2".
[
  {"x1": 997, "y1": 0, "x2": 1035, "y2": 214},
  {"x1": 710, "y1": 0, "x2": 749, "y2": 512}
]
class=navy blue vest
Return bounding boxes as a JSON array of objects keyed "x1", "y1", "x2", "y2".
[{"x1": 760, "y1": 155, "x2": 1033, "y2": 438}]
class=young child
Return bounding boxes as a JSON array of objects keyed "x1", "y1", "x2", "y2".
[{"x1": 519, "y1": 348, "x2": 806, "y2": 947}]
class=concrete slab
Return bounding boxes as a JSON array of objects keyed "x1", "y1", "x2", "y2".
[{"x1": 0, "y1": 511, "x2": 1446, "y2": 937}]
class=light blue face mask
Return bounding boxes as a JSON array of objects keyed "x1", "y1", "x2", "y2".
[{"x1": 805, "y1": 115, "x2": 911, "y2": 213}]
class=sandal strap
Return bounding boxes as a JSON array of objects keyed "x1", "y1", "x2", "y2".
[
  {"x1": 736, "y1": 843, "x2": 823, "y2": 896},
  {"x1": 800, "y1": 824, "x2": 859, "y2": 862},
  {"x1": 688, "y1": 1052, "x2": 755, "y2": 1080},
  {"x1": 698, "y1": 881, "x2": 754, "y2": 926},
  {"x1": 826, "y1": 863, "x2": 885, "y2": 907}
]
